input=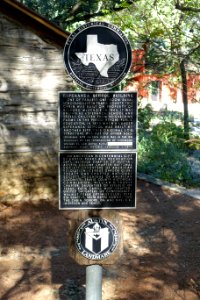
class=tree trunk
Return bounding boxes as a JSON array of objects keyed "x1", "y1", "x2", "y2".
[{"x1": 180, "y1": 60, "x2": 190, "y2": 139}]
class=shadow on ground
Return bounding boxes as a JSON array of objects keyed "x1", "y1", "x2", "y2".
[{"x1": 0, "y1": 180, "x2": 199, "y2": 300}]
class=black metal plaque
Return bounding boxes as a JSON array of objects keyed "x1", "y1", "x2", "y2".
[
  {"x1": 59, "y1": 152, "x2": 136, "y2": 209},
  {"x1": 63, "y1": 22, "x2": 132, "y2": 90},
  {"x1": 59, "y1": 92, "x2": 137, "y2": 150}
]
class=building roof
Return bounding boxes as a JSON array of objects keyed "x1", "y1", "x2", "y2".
[{"x1": 0, "y1": 0, "x2": 69, "y2": 48}]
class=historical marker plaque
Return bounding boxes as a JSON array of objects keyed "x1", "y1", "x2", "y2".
[
  {"x1": 59, "y1": 92, "x2": 137, "y2": 150},
  {"x1": 59, "y1": 152, "x2": 136, "y2": 209},
  {"x1": 63, "y1": 22, "x2": 132, "y2": 90},
  {"x1": 75, "y1": 218, "x2": 119, "y2": 260}
]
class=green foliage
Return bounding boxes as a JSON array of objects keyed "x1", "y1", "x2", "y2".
[
  {"x1": 18, "y1": 0, "x2": 200, "y2": 80},
  {"x1": 138, "y1": 130, "x2": 193, "y2": 185},
  {"x1": 138, "y1": 103, "x2": 154, "y2": 130},
  {"x1": 138, "y1": 106, "x2": 193, "y2": 186},
  {"x1": 17, "y1": 0, "x2": 136, "y2": 31},
  {"x1": 151, "y1": 122, "x2": 186, "y2": 148},
  {"x1": 158, "y1": 110, "x2": 183, "y2": 123},
  {"x1": 138, "y1": 136, "x2": 192, "y2": 185}
]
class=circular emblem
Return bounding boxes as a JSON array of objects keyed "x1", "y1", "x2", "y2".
[
  {"x1": 75, "y1": 217, "x2": 119, "y2": 260},
  {"x1": 64, "y1": 22, "x2": 132, "y2": 90}
]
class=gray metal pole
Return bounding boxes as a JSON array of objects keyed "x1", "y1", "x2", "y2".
[{"x1": 86, "y1": 265, "x2": 102, "y2": 300}]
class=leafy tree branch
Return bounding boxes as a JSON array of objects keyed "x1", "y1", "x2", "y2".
[{"x1": 175, "y1": 0, "x2": 200, "y2": 12}]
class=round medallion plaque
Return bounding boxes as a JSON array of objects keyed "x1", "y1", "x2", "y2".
[
  {"x1": 75, "y1": 217, "x2": 119, "y2": 260},
  {"x1": 63, "y1": 22, "x2": 132, "y2": 90}
]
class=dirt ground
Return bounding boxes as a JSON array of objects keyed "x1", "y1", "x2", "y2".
[{"x1": 0, "y1": 179, "x2": 200, "y2": 300}]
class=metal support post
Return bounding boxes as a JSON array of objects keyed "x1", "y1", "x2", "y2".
[{"x1": 86, "y1": 265, "x2": 103, "y2": 300}]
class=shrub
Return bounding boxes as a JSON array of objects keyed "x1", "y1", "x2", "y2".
[
  {"x1": 138, "y1": 121, "x2": 193, "y2": 186},
  {"x1": 138, "y1": 138, "x2": 192, "y2": 185},
  {"x1": 159, "y1": 110, "x2": 183, "y2": 123},
  {"x1": 151, "y1": 122, "x2": 186, "y2": 149},
  {"x1": 138, "y1": 102, "x2": 154, "y2": 131}
]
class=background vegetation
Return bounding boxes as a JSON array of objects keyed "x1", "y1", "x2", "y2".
[{"x1": 137, "y1": 103, "x2": 198, "y2": 187}]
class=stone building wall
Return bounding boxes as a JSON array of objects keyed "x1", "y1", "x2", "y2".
[{"x1": 0, "y1": 14, "x2": 73, "y2": 202}]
